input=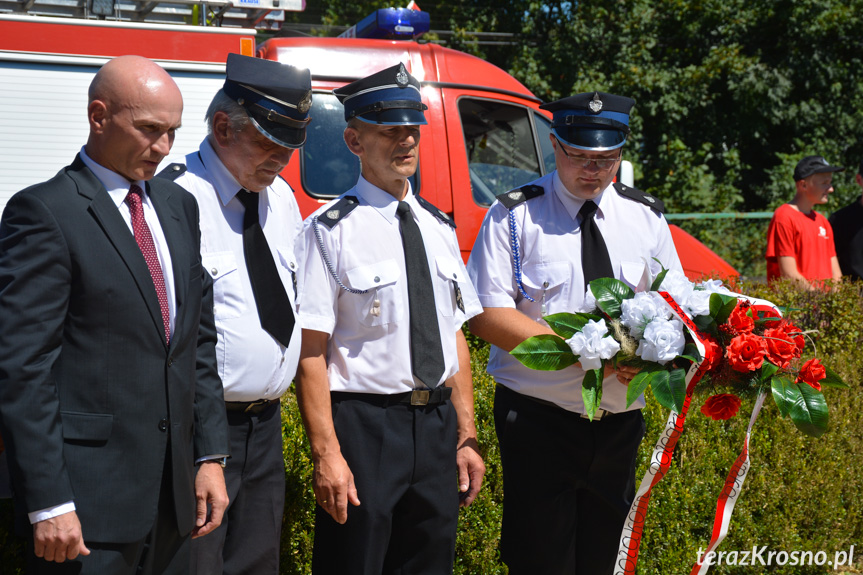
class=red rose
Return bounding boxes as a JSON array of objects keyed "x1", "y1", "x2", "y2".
[
  {"x1": 752, "y1": 304, "x2": 782, "y2": 327},
  {"x1": 725, "y1": 332, "x2": 767, "y2": 373},
  {"x1": 700, "y1": 335, "x2": 722, "y2": 372},
  {"x1": 797, "y1": 358, "x2": 826, "y2": 391},
  {"x1": 701, "y1": 393, "x2": 743, "y2": 421},
  {"x1": 779, "y1": 322, "x2": 805, "y2": 358},
  {"x1": 762, "y1": 327, "x2": 795, "y2": 369},
  {"x1": 727, "y1": 301, "x2": 755, "y2": 334}
]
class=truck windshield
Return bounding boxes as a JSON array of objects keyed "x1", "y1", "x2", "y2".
[
  {"x1": 301, "y1": 92, "x2": 418, "y2": 199},
  {"x1": 459, "y1": 98, "x2": 545, "y2": 206}
]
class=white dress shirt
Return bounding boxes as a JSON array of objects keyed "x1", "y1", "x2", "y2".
[
  {"x1": 298, "y1": 176, "x2": 482, "y2": 394},
  {"x1": 165, "y1": 139, "x2": 303, "y2": 402},
  {"x1": 467, "y1": 171, "x2": 683, "y2": 414}
]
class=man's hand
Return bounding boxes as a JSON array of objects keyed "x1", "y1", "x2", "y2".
[
  {"x1": 606, "y1": 363, "x2": 641, "y2": 386},
  {"x1": 192, "y1": 461, "x2": 229, "y2": 539},
  {"x1": 313, "y1": 452, "x2": 360, "y2": 524},
  {"x1": 456, "y1": 437, "x2": 485, "y2": 507},
  {"x1": 33, "y1": 510, "x2": 90, "y2": 562}
]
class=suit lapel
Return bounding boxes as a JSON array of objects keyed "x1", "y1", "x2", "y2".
[
  {"x1": 70, "y1": 156, "x2": 169, "y2": 348},
  {"x1": 148, "y1": 178, "x2": 190, "y2": 350}
]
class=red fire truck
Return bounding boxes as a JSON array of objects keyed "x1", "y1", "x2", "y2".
[{"x1": 0, "y1": 7, "x2": 737, "y2": 279}]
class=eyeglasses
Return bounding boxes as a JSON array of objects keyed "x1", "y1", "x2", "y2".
[{"x1": 555, "y1": 138, "x2": 621, "y2": 170}]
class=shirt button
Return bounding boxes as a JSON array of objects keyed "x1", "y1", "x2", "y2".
[
  {"x1": 158, "y1": 419, "x2": 169, "y2": 432},
  {"x1": 374, "y1": 276, "x2": 380, "y2": 283},
  {"x1": 543, "y1": 281, "x2": 549, "y2": 288},
  {"x1": 211, "y1": 268, "x2": 218, "y2": 276},
  {"x1": 453, "y1": 273, "x2": 458, "y2": 279}
]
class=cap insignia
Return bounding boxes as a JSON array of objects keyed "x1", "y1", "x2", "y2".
[
  {"x1": 508, "y1": 191, "x2": 524, "y2": 201},
  {"x1": 588, "y1": 92, "x2": 603, "y2": 113},
  {"x1": 326, "y1": 209, "x2": 340, "y2": 220},
  {"x1": 396, "y1": 64, "x2": 409, "y2": 87},
  {"x1": 298, "y1": 90, "x2": 312, "y2": 114}
]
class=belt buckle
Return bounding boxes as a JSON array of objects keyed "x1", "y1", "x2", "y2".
[
  {"x1": 244, "y1": 399, "x2": 268, "y2": 413},
  {"x1": 410, "y1": 390, "x2": 430, "y2": 406},
  {"x1": 582, "y1": 408, "x2": 605, "y2": 420}
]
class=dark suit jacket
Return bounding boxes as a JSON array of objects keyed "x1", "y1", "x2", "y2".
[{"x1": 0, "y1": 155, "x2": 228, "y2": 543}]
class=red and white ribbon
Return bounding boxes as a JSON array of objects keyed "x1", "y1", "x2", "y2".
[{"x1": 689, "y1": 392, "x2": 768, "y2": 574}]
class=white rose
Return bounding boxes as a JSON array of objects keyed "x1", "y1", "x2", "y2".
[
  {"x1": 683, "y1": 289, "x2": 711, "y2": 318},
  {"x1": 699, "y1": 279, "x2": 732, "y2": 295},
  {"x1": 578, "y1": 286, "x2": 597, "y2": 313},
  {"x1": 635, "y1": 318, "x2": 686, "y2": 364},
  {"x1": 659, "y1": 270, "x2": 694, "y2": 307},
  {"x1": 565, "y1": 319, "x2": 621, "y2": 371},
  {"x1": 621, "y1": 292, "x2": 665, "y2": 339}
]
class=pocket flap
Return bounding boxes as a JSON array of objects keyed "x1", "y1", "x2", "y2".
[
  {"x1": 620, "y1": 260, "x2": 651, "y2": 291},
  {"x1": 276, "y1": 247, "x2": 298, "y2": 273},
  {"x1": 61, "y1": 411, "x2": 113, "y2": 441},
  {"x1": 521, "y1": 261, "x2": 572, "y2": 290},
  {"x1": 434, "y1": 256, "x2": 465, "y2": 282},
  {"x1": 345, "y1": 259, "x2": 401, "y2": 291},
  {"x1": 202, "y1": 252, "x2": 238, "y2": 281}
]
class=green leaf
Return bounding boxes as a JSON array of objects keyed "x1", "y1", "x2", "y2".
[
  {"x1": 709, "y1": 293, "x2": 738, "y2": 325},
  {"x1": 582, "y1": 368, "x2": 603, "y2": 420},
  {"x1": 789, "y1": 382, "x2": 829, "y2": 438},
  {"x1": 590, "y1": 278, "x2": 634, "y2": 319},
  {"x1": 510, "y1": 335, "x2": 577, "y2": 371},
  {"x1": 543, "y1": 312, "x2": 601, "y2": 339},
  {"x1": 760, "y1": 361, "x2": 780, "y2": 383},
  {"x1": 693, "y1": 314, "x2": 717, "y2": 335},
  {"x1": 668, "y1": 368, "x2": 687, "y2": 413},
  {"x1": 771, "y1": 376, "x2": 795, "y2": 417},
  {"x1": 820, "y1": 367, "x2": 849, "y2": 389},
  {"x1": 650, "y1": 266, "x2": 669, "y2": 292},
  {"x1": 683, "y1": 342, "x2": 703, "y2": 362},
  {"x1": 648, "y1": 370, "x2": 679, "y2": 412},
  {"x1": 626, "y1": 370, "x2": 653, "y2": 409}
]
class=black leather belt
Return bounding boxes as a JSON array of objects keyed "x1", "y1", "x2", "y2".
[
  {"x1": 331, "y1": 387, "x2": 452, "y2": 407},
  {"x1": 225, "y1": 399, "x2": 279, "y2": 414}
]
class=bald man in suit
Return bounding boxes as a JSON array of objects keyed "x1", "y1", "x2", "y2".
[{"x1": 0, "y1": 55, "x2": 229, "y2": 574}]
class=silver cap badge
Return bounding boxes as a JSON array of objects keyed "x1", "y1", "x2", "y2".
[
  {"x1": 298, "y1": 90, "x2": 312, "y2": 114},
  {"x1": 588, "y1": 92, "x2": 603, "y2": 113},
  {"x1": 396, "y1": 64, "x2": 409, "y2": 87}
]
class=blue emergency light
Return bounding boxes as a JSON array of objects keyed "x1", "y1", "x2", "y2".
[{"x1": 339, "y1": 8, "x2": 431, "y2": 40}]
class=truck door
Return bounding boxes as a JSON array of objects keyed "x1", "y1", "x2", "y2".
[{"x1": 441, "y1": 88, "x2": 553, "y2": 260}]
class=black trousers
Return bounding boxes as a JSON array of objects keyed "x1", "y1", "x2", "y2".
[
  {"x1": 26, "y1": 450, "x2": 189, "y2": 575},
  {"x1": 312, "y1": 395, "x2": 459, "y2": 575},
  {"x1": 191, "y1": 400, "x2": 285, "y2": 575},
  {"x1": 494, "y1": 385, "x2": 645, "y2": 575}
]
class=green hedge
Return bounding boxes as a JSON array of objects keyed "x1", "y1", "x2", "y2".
[{"x1": 4, "y1": 280, "x2": 863, "y2": 574}]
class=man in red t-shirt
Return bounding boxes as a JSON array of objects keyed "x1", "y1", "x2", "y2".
[{"x1": 765, "y1": 155, "x2": 844, "y2": 289}]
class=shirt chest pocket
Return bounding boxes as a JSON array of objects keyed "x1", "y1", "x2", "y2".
[
  {"x1": 345, "y1": 259, "x2": 404, "y2": 327},
  {"x1": 203, "y1": 251, "x2": 246, "y2": 320},
  {"x1": 433, "y1": 256, "x2": 464, "y2": 318},
  {"x1": 276, "y1": 246, "x2": 299, "y2": 301},
  {"x1": 520, "y1": 261, "x2": 572, "y2": 312}
]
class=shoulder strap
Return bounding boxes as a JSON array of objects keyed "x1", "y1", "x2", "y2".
[
  {"x1": 496, "y1": 184, "x2": 545, "y2": 210},
  {"x1": 415, "y1": 195, "x2": 456, "y2": 228},
  {"x1": 316, "y1": 196, "x2": 360, "y2": 229},
  {"x1": 156, "y1": 163, "x2": 187, "y2": 181},
  {"x1": 613, "y1": 182, "x2": 665, "y2": 214}
]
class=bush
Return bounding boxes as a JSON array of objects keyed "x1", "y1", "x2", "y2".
[{"x1": 3, "y1": 280, "x2": 863, "y2": 574}]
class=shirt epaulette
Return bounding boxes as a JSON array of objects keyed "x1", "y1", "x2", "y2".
[
  {"x1": 613, "y1": 182, "x2": 664, "y2": 214},
  {"x1": 156, "y1": 163, "x2": 187, "y2": 181},
  {"x1": 416, "y1": 195, "x2": 456, "y2": 228},
  {"x1": 316, "y1": 196, "x2": 360, "y2": 229},
  {"x1": 496, "y1": 184, "x2": 545, "y2": 210}
]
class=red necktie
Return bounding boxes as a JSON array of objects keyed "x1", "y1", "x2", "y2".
[{"x1": 126, "y1": 185, "x2": 171, "y2": 343}]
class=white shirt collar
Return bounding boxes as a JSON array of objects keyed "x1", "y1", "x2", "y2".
[
  {"x1": 79, "y1": 146, "x2": 148, "y2": 208},
  {"x1": 551, "y1": 170, "x2": 613, "y2": 222},
  {"x1": 354, "y1": 175, "x2": 416, "y2": 225}
]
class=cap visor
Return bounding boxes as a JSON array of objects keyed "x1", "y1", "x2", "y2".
[
  {"x1": 356, "y1": 108, "x2": 427, "y2": 126},
  {"x1": 552, "y1": 126, "x2": 626, "y2": 151},
  {"x1": 248, "y1": 111, "x2": 307, "y2": 149}
]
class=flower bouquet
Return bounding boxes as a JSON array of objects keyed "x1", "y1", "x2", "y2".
[
  {"x1": 510, "y1": 265, "x2": 847, "y2": 436},
  {"x1": 510, "y1": 263, "x2": 848, "y2": 574}
]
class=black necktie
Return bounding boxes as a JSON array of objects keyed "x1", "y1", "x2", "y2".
[
  {"x1": 579, "y1": 200, "x2": 614, "y2": 286},
  {"x1": 396, "y1": 201, "x2": 446, "y2": 388},
  {"x1": 236, "y1": 190, "x2": 295, "y2": 348}
]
